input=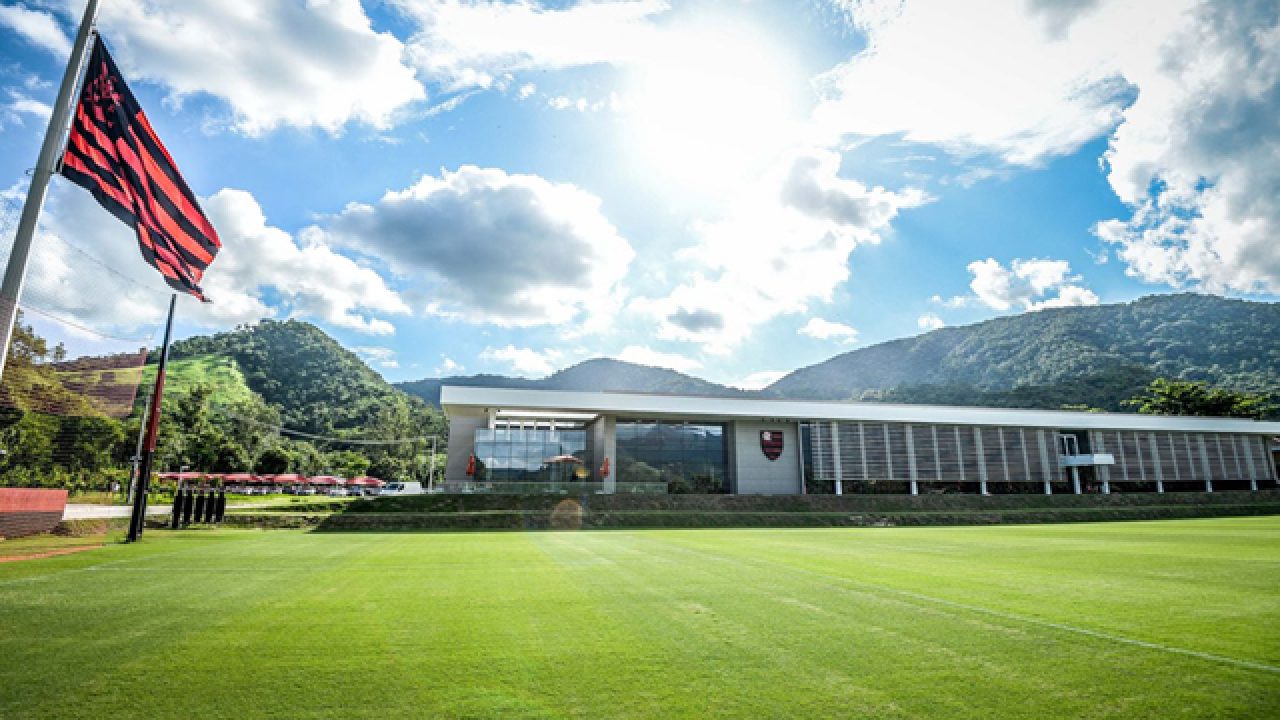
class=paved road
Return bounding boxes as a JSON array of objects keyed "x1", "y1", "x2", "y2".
[{"x1": 62, "y1": 503, "x2": 171, "y2": 520}]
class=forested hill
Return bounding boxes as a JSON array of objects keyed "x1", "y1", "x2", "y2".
[
  {"x1": 398, "y1": 358, "x2": 743, "y2": 406},
  {"x1": 764, "y1": 294, "x2": 1280, "y2": 404},
  {"x1": 160, "y1": 319, "x2": 442, "y2": 436}
]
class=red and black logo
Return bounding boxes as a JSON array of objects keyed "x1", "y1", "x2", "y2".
[{"x1": 760, "y1": 430, "x2": 783, "y2": 461}]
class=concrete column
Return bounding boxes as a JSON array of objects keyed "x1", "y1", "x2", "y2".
[
  {"x1": 973, "y1": 427, "x2": 989, "y2": 495},
  {"x1": 1149, "y1": 432, "x2": 1164, "y2": 493},
  {"x1": 904, "y1": 424, "x2": 919, "y2": 495},
  {"x1": 603, "y1": 415, "x2": 616, "y2": 494},
  {"x1": 796, "y1": 422, "x2": 807, "y2": 495},
  {"x1": 1070, "y1": 466, "x2": 1081, "y2": 494},
  {"x1": 883, "y1": 424, "x2": 895, "y2": 483},
  {"x1": 1037, "y1": 430, "x2": 1053, "y2": 495},
  {"x1": 858, "y1": 423, "x2": 869, "y2": 483},
  {"x1": 1100, "y1": 466, "x2": 1111, "y2": 494},
  {"x1": 1242, "y1": 435, "x2": 1259, "y2": 490},
  {"x1": 830, "y1": 422, "x2": 843, "y2": 496}
]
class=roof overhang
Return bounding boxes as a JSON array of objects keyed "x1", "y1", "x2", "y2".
[{"x1": 440, "y1": 386, "x2": 1280, "y2": 435}]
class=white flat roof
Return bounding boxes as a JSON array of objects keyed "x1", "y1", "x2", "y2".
[{"x1": 440, "y1": 386, "x2": 1280, "y2": 435}]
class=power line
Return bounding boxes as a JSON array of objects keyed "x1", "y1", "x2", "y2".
[
  {"x1": 16, "y1": 300, "x2": 157, "y2": 344},
  {"x1": 210, "y1": 403, "x2": 443, "y2": 446}
]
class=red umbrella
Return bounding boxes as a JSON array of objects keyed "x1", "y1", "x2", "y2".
[
  {"x1": 268, "y1": 473, "x2": 307, "y2": 484},
  {"x1": 545, "y1": 455, "x2": 583, "y2": 464},
  {"x1": 348, "y1": 476, "x2": 385, "y2": 487},
  {"x1": 221, "y1": 473, "x2": 256, "y2": 483},
  {"x1": 308, "y1": 475, "x2": 344, "y2": 486},
  {"x1": 158, "y1": 471, "x2": 206, "y2": 481}
]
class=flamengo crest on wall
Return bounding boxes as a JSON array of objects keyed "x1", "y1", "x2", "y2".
[{"x1": 760, "y1": 431, "x2": 783, "y2": 461}]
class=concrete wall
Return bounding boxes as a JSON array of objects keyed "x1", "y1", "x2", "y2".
[
  {"x1": 731, "y1": 421, "x2": 801, "y2": 495},
  {"x1": 586, "y1": 415, "x2": 616, "y2": 491},
  {"x1": 444, "y1": 416, "x2": 486, "y2": 485}
]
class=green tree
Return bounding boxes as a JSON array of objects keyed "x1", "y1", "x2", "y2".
[{"x1": 1125, "y1": 378, "x2": 1276, "y2": 420}]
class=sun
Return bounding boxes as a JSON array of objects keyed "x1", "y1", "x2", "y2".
[{"x1": 621, "y1": 18, "x2": 805, "y2": 200}]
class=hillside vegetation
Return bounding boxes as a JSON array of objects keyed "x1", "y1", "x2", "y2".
[
  {"x1": 401, "y1": 294, "x2": 1278, "y2": 414},
  {"x1": 765, "y1": 294, "x2": 1280, "y2": 407},
  {"x1": 162, "y1": 319, "x2": 443, "y2": 437}
]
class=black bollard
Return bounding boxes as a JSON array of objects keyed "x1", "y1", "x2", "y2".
[
  {"x1": 194, "y1": 491, "x2": 207, "y2": 524},
  {"x1": 214, "y1": 490, "x2": 227, "y2": 524},
  {"x1": 170, "y1": 483, "x2": 183, "y2": 529},
  {"x1": 182, "y1": 487, "x2": 194, "y2": 526},
  {"x1": 203, "y1": 490, "x2": 216, "y2": 523}
]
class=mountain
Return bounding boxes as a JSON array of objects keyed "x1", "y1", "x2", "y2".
[
  {"x1": 398, "y1": 294, "x2": 1278, "y2": 415},
  {"x1": 160, "y1": 319, "x2": 443, "y2": 435},
  {"x1": 399, "y1": 358, "x2": 744, "y2": 406},
  {"x1": 764, "y1": 294, "x2": 1280, "y2": 407}
]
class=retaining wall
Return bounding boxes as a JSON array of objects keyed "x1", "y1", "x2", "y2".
[{"x1": 0, "y1": 488, "x2": 68, "y2": 539}]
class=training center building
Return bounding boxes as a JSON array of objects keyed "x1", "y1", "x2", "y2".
[{"x1": 441, "y1": 386, "x2": 1280, "y2": 496}]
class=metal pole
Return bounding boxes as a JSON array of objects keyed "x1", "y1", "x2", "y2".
[
  {"x1": 125, "y1": 387, "x2": 152, "y2": 504},
  {"x1": 428, "y1": 436, "x2": 436, "y2": 491},
  {"x1": 127, "y1": 294, "x2": 176, "y2": 542},
  {"x1": 0, "y1": 0, "x2": 100, "y2": 382}
]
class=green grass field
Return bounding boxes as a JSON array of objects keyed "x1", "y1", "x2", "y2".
[{"x1": 2, "y1": 518, "x2": 1277, "y2": 718}]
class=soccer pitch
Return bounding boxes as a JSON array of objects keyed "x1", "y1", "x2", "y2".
[{"x1": 2, "y1": 519, "x2": 1277, "y2": 718}]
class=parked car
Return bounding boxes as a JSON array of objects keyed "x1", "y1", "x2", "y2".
[
  {"x1": 327, "y1": 487, "x2": 349, "y2": 497},
  {"x1": 380, "y1": 482, "x2": 425, "y2": 496}
]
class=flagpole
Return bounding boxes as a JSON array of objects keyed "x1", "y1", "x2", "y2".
[
  {"x1": 0, "y1": 0, "x2": 101, "y2": 382},
  {"x1": 127, "y1": 293, "x2": 175, "y2": 543}
]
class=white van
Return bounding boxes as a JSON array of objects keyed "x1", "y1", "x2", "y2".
[{"x1": 379, "y1": 481, "x2": 425, "y2": 496}]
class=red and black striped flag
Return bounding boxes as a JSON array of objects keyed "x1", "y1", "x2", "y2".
[{"x1": 59, "y1": 38, "x2": 220, "y2": 301}]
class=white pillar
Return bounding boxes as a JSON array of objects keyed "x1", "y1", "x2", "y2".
[
  {"x1": 1071, "y1": 466, "x2": 1081, "y2": 494},
  {"x1": 830, "y1": 422, "x2": 843, "y2": 496},
  {"x1": 904, "y1": 424, "x2": 919, "y2": 495},
  {"x1": 974, "y1": 427, "x2": 989, "y2": 495}
]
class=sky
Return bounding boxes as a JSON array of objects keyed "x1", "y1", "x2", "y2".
[{"x1": 0, "y1": 0, "x2": 1277, "y2": 389}]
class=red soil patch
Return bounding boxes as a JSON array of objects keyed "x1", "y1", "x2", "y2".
[{"x1": 0, "y1": 544, "x2": 102, "y2": 563}]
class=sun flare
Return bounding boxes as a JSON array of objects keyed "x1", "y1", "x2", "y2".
[{"x1": 622, "y1": 19, "x2": 805, "y2": 198}]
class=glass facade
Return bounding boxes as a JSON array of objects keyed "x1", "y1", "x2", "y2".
[
  {"x1": 473, "y1": 426, "x2": 587, "y2": 492},
  {"x1": 616, "y1": 421, "x2": 728, "y2": 493}
]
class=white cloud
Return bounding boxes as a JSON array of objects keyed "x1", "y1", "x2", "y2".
[
  {"x1": 1096, "y1": 1, "x2": 1280, "y2": 294},
  {"x1": 814, "y1": 0, "x2": 1182, "y2": 165},
  {"x1": 354, "y1": 345, "x2": 400, "y2": 369},
  {"x1": 822, "y1": 1, "x2": 1280, "y2": 294},
  {"x1": 798, "y1": 317, "x2": 859, "y2": 343},
  {"x1": 734, "y1": 370, "x2": 787, "y2": 391},
  {"x1": 480, "y1": 344, "x2": 561, "y2": 377},
  {"x1": 929, "y1": 293, "x2": 969, "y2": 309},
  {"x1": 89, "y1": 0, "x2": 424, "y2": 135},
  {"x1": 965, "y1": 257, "x2": 1099, "y2": 312},
  {"x1": 391, "y1": 0, "x2": 665, "y2": 91},
  {"x1": 321, "y1": 165, "x2": 634, "y2": 328},
  {"x1": 0, "y1": 4, "x2": 71, "y2": 57},
  {"x1": 517, "y1": 82, "x2": 536, "y2": 99},
  {"x1": 1, "y1": 88, "x2": 51, "y2": 129},
  {"x1": 202, "y1": 189, "x2": 409, "y2": 334},
  {"x1": 917, "y1": 312, "x2": 945, "y2": 331},
  {"x1": 436, "y1": 356, "x2": 463, "y2": 375},
  {"x1": 613, "y1": 345, "x2": 701, "y2": 374},
  {"x1": 13, "y1": 181, "x2": 409, "y2": 336},
  {"x1": 633, "y1": 149, "x2": 925, "y2": 353}
]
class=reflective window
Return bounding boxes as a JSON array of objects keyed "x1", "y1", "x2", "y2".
[{"x1": 616, "y1": 421, "x2": 727, "y2": 494}]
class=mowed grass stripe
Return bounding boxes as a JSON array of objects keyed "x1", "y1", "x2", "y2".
[
  {"x1": 1, "y1": 519, "x2": 1277, "y2": 719},
  {"x1": 633, "y1": 529, "x2": 1280, "y2": 672},
  {"x1": 549, "y1": 529, "x2": 1277, "y2": 716}
]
